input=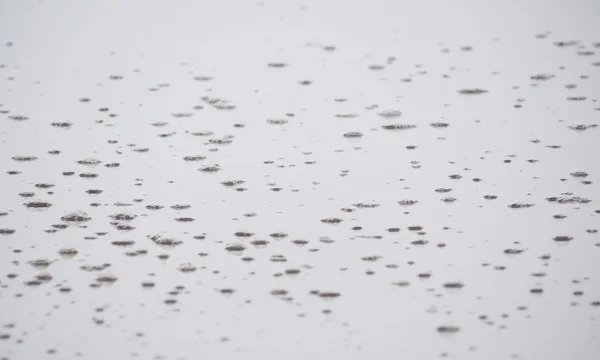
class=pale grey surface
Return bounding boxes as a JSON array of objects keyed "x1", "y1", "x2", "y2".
[{"x1": 1, "y1": 0, "x2": 600, "y2": 359}]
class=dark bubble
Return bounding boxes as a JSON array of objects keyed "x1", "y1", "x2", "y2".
[
  {"x1": 343, "y1": 132, "x2": 363, "y2": 138},
  {"x1": 24, "y1": 201, "x2": 52, "y2": 209},
  {"x1": 457, "y1": 89, "x2": 488, "y2": 95},
  {"x1": 437, "y1": 325, "x2": 460, "y2": 334},
  {"x1": 508, "y1": 202, "x2": 535, "y2": 209},
  {"x1": 50, "y1": 122, "x2": 73, "y2": 128},
  {"x1": 12, "y1": 155, "x2": 37, "y2": 162},
  {"x1": 382, "y1": 124, "x2": 417, "y2": 131},
  {"x1": 553, "y1": 236, "x2": 573, "y2": 242},
  {"x1": 530, "y1": 73, "x2": 555, "y2": 81}
]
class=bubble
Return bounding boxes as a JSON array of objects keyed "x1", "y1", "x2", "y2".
[
  {"x1": 250, "y1": 240, "x2": 268, "y2": 249},
  {"x1": 270, "y1": 232, "x2": 288, "y2": 239},
  {"x1": 61, "y1": 211, "x2": 91, "y2": 223},
  {"x1": 209, "y1": 136, "x2": 234, "y2": 145},
  {"x1": 172, "y1": 113, "x2": 192, "y2": 118},
  {"x1": 362, "y1": 255, "x2": 381, "y2": 262},
  {"x1": 96, "y1": 275, "x2": 118, "y2": 284},
  {"x1": 175, "y1": 217, "x2": 195, "y2": 222},
  {"x1": 443, "y1": 282, "x2": 464, "y2": 289},
  {"x1": 8, "y1": 114, "x2": 28, "y2": 121},
  {"x1": 191, "y1": 131, "x2": 214, "y2": 136},
  {"x1": 79, "y1": 173, "x2": 98, "y2": 179},
  {"x1": 225, "y1": 244, "x2": 245, "y2": 255},
  {"x1": 28, "y1": 259, "x2": 51, "y2": 270},
  {"x1": 504, "y1": 249, "x2": 525, "y2": 255},
  {"x1": 111, "y1": 240, "x2": 135, "y2": 247},
  {"x1": 343, "y1": 132, "x2": 363, "y2": 138},
  {"x1": 132, "y1": 147, "x2": 150, "y2": 153},
  {"x1": 546, "y1": 193, "x2": 591, "y2": 204},
  {"x1": 530, "y1": 74, "x2": 555, "y2": 81},
  {"x1": 110, "y1": 213, "x2": 136, "y2": 221},
  {"x1": 508, "y1": 202, "x2": 535, "y2": 209},
  {"x1": 233, "y1": 231, "x2": 254, "y2": 238},
  {"x1": 222, "y1": 180, "x2": 245, "y2": 187},
  {"x1": 198, "y1": 164, "x2": 221, "y2": 173},
  {"x1": 334, "y1": 113, "x2": 358, "y2": 118},
  {"x1": 292, "y1": 239, "x2": 308, "y2": 246},
  {"x1": 149, "y1": 234, "x2": 182, "y2": 249},
  {"x1": 178, "y1": 263, "x2": 197, "y2": 273},
  {"x1": 411, "y1": 240, "x2": 429, "y2": 246},
  {"x1": 435, "y1": 188, "x2": 452, "y2": 193},
  {"x1": 377, "y1": 109, "x2": 402, "y2": 118},
  {"x1": 368, "y1": 64, "x2": 385, "y2": 70},
  {"x1": 24, "y1": 201, "x2": 52, "y2": 209},
  {"x1": 553, "y1": 236, "x2": 573, "y2": 242},
  {"x1": 321, "y1": 218, "x2": 343, "y2": 224},
  {"x1": 77, "y1": 158, "x2": 102, "y2": 166},
  {"x1": 35, "y1": 273, "x2": 53, "y2": 283},
  {"x1": 437, "y1": 325, "x2": 460, "y2": 334},
  {"x1": 457, "y1": 89, "x2": 488, "y2": 95},
  {"x1": 318, "y1": 292, "x2": 341, "y2": 299},
  {"x1": 201, "y1": 96, "x2": 236, "y2": 110},
  {"x1": 146, "y1": 205, "x2": 164, "y2": 210},
  {"x1": 554, "y1": 40, "x2": 579, "y2": 47},
  {"x1": 12, "y1": 155, "x2": 37, "y2": 162},
  {"x1": 267, "y1": 62, "x2": 288, "y2": 68},
  {"x1": 171, "y1": 204, "x2": 191, "y2": 210},
  {"x1": 353, "y1": 203, "x2": 380, "y2": 209},
  {"x1": 80, "y1": 263, "x2": 111, "y2": 272},
  {"x1": 50, "y1": 122, "x2": 73, "y2": 128},
  {"x1": 270, "y1": 289, "x2": 289, "y2": 297},
  {"x1": 270, "y1": 254, "x2": 287, "y2": 262},
  {"x1": 381, "y1": 124, "x2": 417, "y2": 131},
  {"x1": 219, "y1": 288, "x2": 235, "y2": 295},
  {"x1": 267, "y1": 118, "x2": 288, "y2": 125},
  {"x1": 570, "y1": 171, "x2": 588, "y2": 178}
]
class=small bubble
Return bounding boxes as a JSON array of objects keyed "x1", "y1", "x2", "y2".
[
  {"x1": 458, "y1": 88, "x2": 488, "y2": 95},
  {"x1": 437, "y1": 325, "x2": 460, "y2": 334}
]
